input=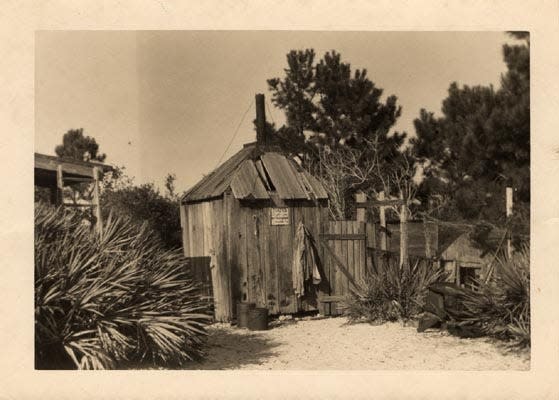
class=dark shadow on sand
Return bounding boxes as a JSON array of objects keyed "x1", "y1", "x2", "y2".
[{"x1": 183, "y1": 326, "x2": 281, "y2": 370}]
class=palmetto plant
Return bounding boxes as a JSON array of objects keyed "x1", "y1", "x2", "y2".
[
  {"x1": 344, "y1": 256, "x2": 446, "y2": 323},
  {"x1": 457, "y1": 245, "x2": 530, "y2": 347},
  {"x1": 35, "y1": 203, "x2": 212, "y2": 369}
]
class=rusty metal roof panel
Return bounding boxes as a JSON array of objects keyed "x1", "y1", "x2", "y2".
[
  {"x1": 231, "y1": 160, "x2": 270, "y2": 200},
  {"x1": 298, "y1": 170, "x2": 329, "y2": 200},
  {"x1": 260, "y1": 152, "x2": 309, "y2": 200},
  {"x1": 183, "y1": 145, "x2": 329, "y2": 203},
  {"x1": 183, "y1": 145, "x2": 255, "y2": 202}
]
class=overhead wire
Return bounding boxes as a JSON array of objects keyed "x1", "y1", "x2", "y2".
[
  {"x1": 265, "y1": 99, "x2": 276, "y2": 125},
  {"x1": 214, "y1": 98, "x2": 253, "y2": 168}
]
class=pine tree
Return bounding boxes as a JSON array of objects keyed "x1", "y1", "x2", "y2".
[
  {"x1": 410, "y1": 32, "x2": 529, "y2": 231},
  {"x1": 267, "y1": 50, "x2": 405, "y2": 161},
  {"x1": 266, "y1": 49, "x2": 408, "y2": 218},
  {"x1": 55, "y1": 128, "x2": 106, "y2": 162}
]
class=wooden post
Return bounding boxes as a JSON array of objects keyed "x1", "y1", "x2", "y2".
[
  {"x1": 356, "y1": 192, "x2": 375, "y2": 247},
  {"x1": 399, "y1": 192, "x2": 409, "y2": 269},
  {"x1": 55, "y1": 165, "x2": 64, "y2": 206},
  {"x1": 378, "y1": 191, "x2": 387, "y2": 251},
  {"x1": 506, "y1": 186, "x2": 513, "y2": 258},
  {"x1": 423, "y1": 219, "x2": 432, "y2": 259},
  {"x1": 356, "y1": 192, "x2": 374, "y2": 275},
  {"x1": 356, "y1": 192, "x2": 366, "y2": 223},
  {"x1": 93, "y1": 166, "x2": 102, "y2": 235}
]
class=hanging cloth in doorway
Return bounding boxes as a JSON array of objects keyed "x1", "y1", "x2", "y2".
[{"x1": 292, "y1": 222, "x2": 321, "y2": 297}]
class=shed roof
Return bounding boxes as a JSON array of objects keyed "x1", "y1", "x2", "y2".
[
  {"x1": 182, "y1": 144, "x2": 328, "y2": 203},
  {"x1": 384, "y1": 220, "x2": 506, "y2": 259},
  {"x1": 35, "y1": 152, "x2": 113, "y2": 188}
]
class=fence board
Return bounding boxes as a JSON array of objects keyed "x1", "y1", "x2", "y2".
[
  {"x1": 319, "y1": 238, "x2": 359, "y2": 291},
  {"x1": 355, "y1": 222, "x2": 363, "y2": 283},
  {"x1": 320, "y1": 220, "x2": 370, "y2": 315},
  {"x1": 361, "y1": 222, "x2": 367, "y2": 279},
  {"x1": 334, "y1": 221, "x2": 343, "y2": 309},
  {"x1": 346, "y1": 221, "x2": 354, "y2": 296}
]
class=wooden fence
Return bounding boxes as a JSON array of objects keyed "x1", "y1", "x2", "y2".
[
  {"x1": 317, "y1": 221, "x2": 366, "y2": 315},
  {"x1": 185, "y1": 219, "x2": 439, "y2": 319},
  {"x1": 317, "y1": 221, "x2": 438, "y2": 315},
  {"x1": 367, "y1": 248, "x2": 437, "y2": 273}
]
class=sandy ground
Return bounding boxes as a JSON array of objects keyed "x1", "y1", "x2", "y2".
[{"x1": 187, "y1": 316, "x2": 529, "y2": 370}]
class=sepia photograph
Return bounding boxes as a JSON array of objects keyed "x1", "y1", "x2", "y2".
[{"x1": 34, "y1": 30, "x2": 531, "y2": 371}]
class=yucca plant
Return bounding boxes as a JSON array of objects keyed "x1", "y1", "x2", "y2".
[
  {"x1": 457, "y1": 245, "x2": 530, "y2": 347},
  {"x1": 35, "y1": 203, "x2": 212, "y2": 369},
  {"x1": 343, "y1": 256, "x2": 446, "y2": 323}
]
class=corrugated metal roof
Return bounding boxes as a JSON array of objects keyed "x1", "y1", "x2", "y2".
[
  {"x1": 299, "y1": 170, "x2": 329, "y2": 199},
  {"x1": 230, "y1": 159, "x2": 270, "y2": 200},
  {"x1": 182, "y1": 146, "x2": 255, "y2": 202},
  {"x1": 261, "y1": 152, "x2": 309, "y2": 200},
  {"x1": 182, "y1": 145, "x2": 328, "y2": 203}
]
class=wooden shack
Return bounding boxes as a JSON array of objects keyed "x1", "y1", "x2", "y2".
[{"x1": 180, "y1": 94, "x2": 329, "y2": 322}]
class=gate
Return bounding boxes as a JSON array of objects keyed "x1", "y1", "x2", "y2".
[{"x1": 318, "y1": 221, "x2": 368, "y2": 315}]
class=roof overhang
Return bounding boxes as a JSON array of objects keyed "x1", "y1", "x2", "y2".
[
  {"x1": 34, "y1": 152, "x2": 114, "y2": 188},
  {"x1": 182, "y1": 145, "x2": 328, "y2": 204}
]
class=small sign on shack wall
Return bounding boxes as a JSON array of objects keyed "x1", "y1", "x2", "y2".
[{"x1": 271, "y1": 208, "x2": 290, "y2": 226}]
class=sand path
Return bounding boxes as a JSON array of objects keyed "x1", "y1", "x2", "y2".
[{"x1": 187, "y1": 317, "x2": 529, "y2": 370}]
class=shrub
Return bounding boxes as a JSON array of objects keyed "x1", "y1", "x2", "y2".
[
  {"x1": 35, "y1": 203, "x2": 212, "y2": 369},
  {"x1": 343, "y1": 256, "x2": 446, "y2": 323},
  {"x1": 100, "y1": 168, "x2": 182, "y2": 249},
  {"x1": 457, "y1": 245, "x2": 530, "y2": 347}
]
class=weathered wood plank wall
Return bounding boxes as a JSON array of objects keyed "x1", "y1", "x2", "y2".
[
  {"x1": 181, "y1": 199, "x2": 232, "y2": 321},
  {"x1": 239, "y1": 202, "x2": 325, "y2": 315},
  {"x1": 181, "y1": 197, "x2": 329, "y2": 322},
  {"x1": 183, "y1": 199, "x2": 446, "y2": 321}
]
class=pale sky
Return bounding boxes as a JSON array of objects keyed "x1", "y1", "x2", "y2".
[{"x1": 35, "y1": 31, "x2": 512, "y2": 192}]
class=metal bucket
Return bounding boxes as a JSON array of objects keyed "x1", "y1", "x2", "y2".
[
  {"x1": 237, "y1": 302, "x2": 255, "y2": 328},
  {"x1": 247, "y1": 307, "x2": 269, "y2": 331}
]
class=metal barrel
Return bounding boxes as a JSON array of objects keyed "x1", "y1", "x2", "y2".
[
  {"x1": 247, "y1": 307, "x2": 269, "y2": 331},
  {"x1": 237, "y1": 302, "x2": 256, "y2": 328}
]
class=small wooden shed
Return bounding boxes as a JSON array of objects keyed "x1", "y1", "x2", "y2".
[
  {"x1": 385, "y1": 220, "x2": 505, "y2": 288},
  {"x1": 180, "y1": 95, "x2": 329, "y2": 322},
  {"x1": 437, "y1": 225, "x2": 505, "y2": 289}
]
